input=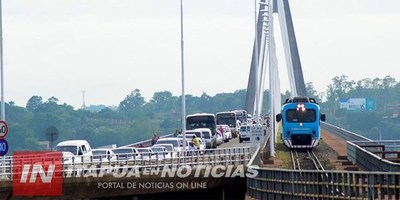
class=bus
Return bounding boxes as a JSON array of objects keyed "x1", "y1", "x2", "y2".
[
  {"x1": 216, "y1": 111, "x2": 237, "y2": 127},
  {"x1": 216, "y1": 111, "x2": 239, "y2": 137},
  {"x1": 186, "y1": 113, "x2": 217, "y2": 136},
  {"x1": 233, "y1": 110, "x2": 247, "y2": 124}
]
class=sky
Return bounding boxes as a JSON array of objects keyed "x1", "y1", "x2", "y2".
[{"x1": 2, "y1": 0, "x2": 400, "y2": 109}]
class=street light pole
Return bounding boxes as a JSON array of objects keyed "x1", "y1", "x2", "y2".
[
  {"x1": 0, "y1": 0, "x2": 5, "y2": 121},
  {"x1": 0, "y1": 0, "x2": 5, "y2": 178},
  {"x1": 180, "y1": 0, "x2": 187, "y2": 151}
]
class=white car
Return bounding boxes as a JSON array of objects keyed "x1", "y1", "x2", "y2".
[
  {"x1": 55, "y1": 140, "x2": 93, "y2": 165},
  {"x1": 156, "y1": 138, "x2": 183, "y2": 152},
  {"x1": 113, "y1": 147, "x2": 139, "y2": 167},
  {"x1": 217, "y1": 124, "x2": 232, "y2": 142},
  {"x1": 152, "y1": 144, "x2": 176, "y2": 158},
  {"x1": 150, "y1": 146, "x2": 172, "y2": 160},
  {"x1": 91, "y1": 149, "x2": 117, "y2": 172},
  {"x1": 215, "y1": 132, "x2": 223, "y2": 146},
  {"x1": 186, "y1": 130, "x2": 204, "y2": 140},
  {"x1": 177, "y1": 133, "x2": 196, "y2": 144},
  {"x1": 136, "y1": 148, "x2": 156, "y2": 160},
  {"x1": 185, "y1": 130, "x2": 206, "y2": 151},
  {"x1": 60, "y1": 151, "x2": 75, "y2": 165},
  {"x1": 179, "y1": 132, "x2": 206, "y2": 154},
  {"x1": 92, "y1": 149, "x2": 117, "y2": 163},
  {"x1": 195, "y1": 128, "x2": 217, "y2": 149}
]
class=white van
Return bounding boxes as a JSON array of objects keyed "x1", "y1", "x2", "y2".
[
  {"x1": 239, "y1": 125, "x2": 251, "y2": 143},
  {"x1": 55, "y1": 140, "x2": 93, "y2": 165},
  {"x1": 156, "y1": 138, "x2": 183, "y2": 152},
  {"x1": 186, "y1": 130, "x2": 204, "y2": 140},
  {"x1": 195, "y1": 128, "x2": 216, "y2": 149},
  {"x1": 152, "y1": 144, "x2": 176, "y2": 158},
  {"x1": 180, "y1": 131, "x2": 206, "y2": 152},
  {"x1": 216, "y1": 124, "x2": 232, "y2": 142}
]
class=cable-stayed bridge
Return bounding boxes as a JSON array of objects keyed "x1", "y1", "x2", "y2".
[{"x1": 1, "y1": 0, "x2": 400, "y2": 199}]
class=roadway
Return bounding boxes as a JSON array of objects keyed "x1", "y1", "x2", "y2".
[{"x1": 219, "y1": 136, "x2": 260, "y2": 154}]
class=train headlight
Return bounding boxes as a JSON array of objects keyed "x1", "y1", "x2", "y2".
[{"x1": 297, "y1": 104, "x2": 306, "y2": 112}]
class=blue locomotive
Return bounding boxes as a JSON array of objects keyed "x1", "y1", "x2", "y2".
[{"x1": 276, "y1": 97, "x2": 326, "y2": 149}]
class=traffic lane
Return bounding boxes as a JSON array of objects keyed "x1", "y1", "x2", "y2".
[{"x1": 218, "y1": 137, "x2": 259, "y2": 154}]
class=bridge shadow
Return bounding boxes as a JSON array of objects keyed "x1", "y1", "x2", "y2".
[{"x1": 96, "y1": 185, "x2": 247, "y2": 200}]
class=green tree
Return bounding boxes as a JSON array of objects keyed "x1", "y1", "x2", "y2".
[
  {"x1": 119, "y1": 89, "x2": 145, "y2": 110},
  {"x1": 119, "y1": 89, "x2": 146, "y2": 119},
  {"x1": 148, "y1": 91, "x2": 178, "y2": 113},
  {"x1": 26, "y1": 96, "x2": 43, "y2": 112},
  {"x1": 305, "y1": 82, "x2": 322, "y2": 102}
]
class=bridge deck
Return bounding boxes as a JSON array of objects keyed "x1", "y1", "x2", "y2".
[{"x1": 320, "y1": 129, "x2": 347, "y2": 158}]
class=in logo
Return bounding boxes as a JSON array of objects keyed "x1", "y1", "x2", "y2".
[{"x1": 13, "y1": 151, "x2": 63, "y2": 196}]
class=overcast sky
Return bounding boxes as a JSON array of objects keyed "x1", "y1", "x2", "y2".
[{"x1": 2, "y1": 0, "x2": 400, "y2": 109}]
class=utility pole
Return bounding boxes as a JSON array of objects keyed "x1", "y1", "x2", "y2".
[{"x1": 82, "y1": 90, "x2": 86, "y2": 110}]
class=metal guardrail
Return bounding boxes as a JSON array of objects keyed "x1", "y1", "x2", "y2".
[
  {"x1": 324, "y1": 122, "x2": 400, "y2": 172},
  {"x1": 247, "y1": 129, "x2": 271, "y2": 167},
  {"x1": 0, "y1": 147, "x2": 251, "y2": 180},
  {"x1": 247, "y1": 168, "x2": 400, "y2": 199},
  {"x1": 122, "y1": 134, "x2": 174, "y2": 148},
  {"x1": 348, "y1": 140, "x2": 400, "y2": 172},
  {"x1": 321, "y1": 122, "x2": 371, "y2": 142},
  {"x1": 246, "y1": 123, "x2": 400, "y2": 199}
]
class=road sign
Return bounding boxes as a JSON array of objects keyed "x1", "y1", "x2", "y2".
[
  {"x1": 250, "y1": 125, "x2": 265, "y2": 143},
  {"x1": 0, "y1": 120, "x2": 8, "y2": 138},
  {"x1": 45, "y1": 126, "x2": 59, "y2": 151},
  {"x1": 0, "y1": 139, "x2": 8, "y2": 156}
]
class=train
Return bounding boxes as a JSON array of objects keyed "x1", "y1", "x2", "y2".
[{"x1": 276, "y1": 96, "x2": 326, "y2": 149}]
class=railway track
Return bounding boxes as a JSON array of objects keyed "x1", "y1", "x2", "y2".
[
  {"x1": 290, "y1": 149, "x2": 346, "y2": 197},
  {"x1": 290, "y1": 149, "x2": 324, "y2": 170}
]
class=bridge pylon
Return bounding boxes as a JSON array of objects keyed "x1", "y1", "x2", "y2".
[{"x1": 245, "y1": 0, "x2": 307, "y2": 156}]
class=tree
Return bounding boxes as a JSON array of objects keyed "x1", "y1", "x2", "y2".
[
  {"x1": 148, "y1": 91, "x2": 177, "y2": 112},
  {"x1": 98, "y1": 107, "x2": 120, "y2": 119},
  {"x1": 47, "y1": 96, "x2": 59, "y2": 104},
  {"x1": 305, "y1": 82, "x2": 322, "y2": 102},
  {"x1": 119, "y1": 89, "x2": 146, "y2": 119},
  {"x1": 326, "y1": 75, "x2": 355, "y2": 115},
  {"x1": 382, "y1": 75, "x2": 396, "y2": 89},
  {"x1": 119, "y1": 89, "x2": 145, "y2": 110},
  {"x1": 327, "y1": 75, "x2": 355, "y2": 101},
  {"x1": 26, "y1": 96, "x2": 43, "y2": 112},
  {"x1": 200, "y1": 92, "x2": 212, "y2": 112}
]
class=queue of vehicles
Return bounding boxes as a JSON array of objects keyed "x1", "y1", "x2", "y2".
[
  {"x1": 15, "y1": 102, "x2": 323, "y2": 177},
  {"x1": 53, "y1": 132, "x2": 219, "y2": 171},
  {"x1": 50, "y1": 110, "x2": 256, "y2": 172}
]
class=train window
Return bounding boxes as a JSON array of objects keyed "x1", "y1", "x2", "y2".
[{"x1": 286, "y1": 109, "x2": 316, "y2": 122}]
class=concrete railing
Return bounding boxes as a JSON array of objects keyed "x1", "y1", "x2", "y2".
[
  {"x1": 122, "y1": 134, "x2": 174, "y2": 148},
  {"x1": 0, "y1": 147, "x2": 251, "y2": 180},
  {"x1": 347, "y1": 140, "x2": 400, "y2": 172},
  {"x1": 322, "y1": 122, "x2": 400, "y2": 172},
  {"x1": 246, "y1": 123, "x2": 400, "y2": 199},
  {"x1": 321, "y1": 122, "x2": 371, "y2": 142}
]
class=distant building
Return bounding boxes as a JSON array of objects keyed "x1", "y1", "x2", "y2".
[
  {"x1": 38, "y1": 141, "x2": 50, "y2": 150},
  {"x1": 385, "y1": 104, "x2": 400, "y2": 113}
]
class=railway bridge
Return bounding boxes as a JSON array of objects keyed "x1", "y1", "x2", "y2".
[
  {"x1": 1, "y1": 123, "x2": 400, "y2": 199},
  {"x1": 1, "y1": 0, "x2": 399, "y2": 199}
]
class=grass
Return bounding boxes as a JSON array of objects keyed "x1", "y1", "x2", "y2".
[
  {"x1": 273, "y1": 122, "x2": 292, "y2": 169},
  {"x1": 272, "y1": 122, "x2": 337, "y2": 170}
]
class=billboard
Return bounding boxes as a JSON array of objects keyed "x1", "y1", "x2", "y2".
[{"x1": 340, "y1": 98, "x2": 375, "y2": 111}]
